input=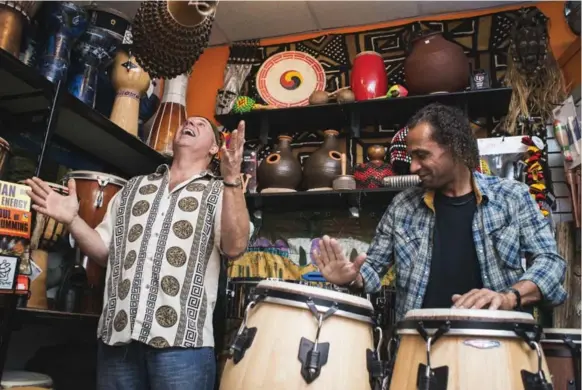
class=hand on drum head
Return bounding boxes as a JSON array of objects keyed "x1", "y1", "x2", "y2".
[
  {"x1": 25, "y1": 177, "x2": 79, "y2": 225},
  {"x1": 312, "y1": 235, "x2": 367, "y2": 286},
  {"x1": 452, "y1": 288, "x2": 514, "y2": 310}
]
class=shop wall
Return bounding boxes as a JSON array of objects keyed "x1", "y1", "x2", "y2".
[{"x1": 186, "y1": 1, "x2": 579, "y2": 122}]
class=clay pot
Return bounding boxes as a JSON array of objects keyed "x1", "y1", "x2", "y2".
[
  {"x1": 404, "y1": 32, "x2": 469, "y2": 95},
  {"x1": 302, "y1": 130, "x2": 342, "y2": 190},
  {"x1": 257, "y1": 135, "x2": 302, "y2": 192},
  {"x1": 354, "y1": 145, "x2": 395, "y2": 189}
]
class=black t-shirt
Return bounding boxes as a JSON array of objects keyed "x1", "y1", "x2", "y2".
[{"x1": 422, "y1": 191, "x2": 484, "y2": 309}]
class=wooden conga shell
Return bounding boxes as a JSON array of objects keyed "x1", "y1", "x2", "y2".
[
  {"x1": 110, "y1": 49, "x2": 151, "y2": 137},
  {"x1": 27, "y1": 249, "x2": 48, "y2": 310},
  {"x1": 220, "y1": 280, "x2": 375, "y2": 390},
  {"x1": 390, "y1": 309, "x2": 552, "y2": 390},
  {"x1": 541, "y1": 328, "x2": 581, "y2": 389}
]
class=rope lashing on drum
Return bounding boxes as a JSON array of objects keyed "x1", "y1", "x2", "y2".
[
  {"x1": 513, "y1": 324, "x2": 553, "y2": 390},
  {"x1": 297, "y1": 299, "x2": 338, "y2": 384},
  {"x1": 415, "y1": 321, "x2": 451, "y2": 390}
]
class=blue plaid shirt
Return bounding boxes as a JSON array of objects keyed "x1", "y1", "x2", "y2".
[{"x1": 361, "y1": 172, "x2": 567, "y2": 322}]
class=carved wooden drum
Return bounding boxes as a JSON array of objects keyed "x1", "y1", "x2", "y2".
[
  {"x1": 220, "y1": 280, "x2": 376, "y2": 390},
  {"x1": 390, "y1": 308, "x2": 553, "y2": 390}
]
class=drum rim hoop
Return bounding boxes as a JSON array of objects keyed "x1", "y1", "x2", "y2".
[
  {"x1": 256, "y1": 279, "x2": 374, "y2": 310},
  {"x1": 254, "y1": 285, "x2": 375, "y2": 317},
  {"x1": 541, "y1": 329, "x2": 582, "y2": 343},
  {"x1": 18, "y1": 180, "x2": 68, "y2": 192},
  {"x1": 403, "y1": 308, "x2": 536, "y2": 322},
  {"x1": 396, "y1": 318, "x2": 538, "y2": 335},
  {"x1": 63, "y1": 171, "x2": 127, "y2": 186},
  {"x1": 1, "y1": 370, "x2": 53, "y2": 386}
]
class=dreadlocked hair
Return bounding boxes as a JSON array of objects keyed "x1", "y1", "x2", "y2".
[{"x1": 406, "y1": 103, "x2": 480, "y2": 170}]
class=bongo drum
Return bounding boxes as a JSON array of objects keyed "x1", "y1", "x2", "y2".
[
  {"x1": 62, "y1": 170, "x2": 126, "y2": 313},
  {"x1": 21, "y1": 181, "x2": 68, "y2": 251},
  {"x1": 220, "y1": 280, "x2": 377, "y2": 390},
  {"x1": 541, "y1": 328, "x2": 581, "y2": 390},
  {"x1": 1, "y1": 370, "x2": 53, "y2": 389},
  {"x1": 109, "y1": 46, "x2": 151, "y2": 137},
  {"x1": 390, "y1": 309, "x2": 552, "y2": 390}
]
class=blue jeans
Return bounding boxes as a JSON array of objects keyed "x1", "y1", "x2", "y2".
[{"x1": 97, "y1": 340, "x2": 216, "y2": 390}]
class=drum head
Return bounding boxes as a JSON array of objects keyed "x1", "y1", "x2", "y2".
[
  {"x1": 403, "y1": 308, "x2": 536, "y2": 323},
  {"x1": 542, "y1": 328, "x2": 582, "y2": 344},
  {"x1": 63, "y1": 170, "x2": 127, "y2": 187},
  {"x1": 1, "y1": 370, "x2": 53, "y2": 387},
  {"x1": 256, "y1": 279, "x2": 374, "y2": 311}
]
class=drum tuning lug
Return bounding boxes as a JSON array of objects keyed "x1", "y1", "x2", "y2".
[
  {"x1": 520, "y1": 341, "x2": 553, "y2": 390},
  {"x1": 298, "y1": 337, "x2": 329, "y2": 384},
  {"x1": 366, "y1": 348, "x2": 388, "y2": 390},
  {"x1": 229, "y1": 326, "x2": 257, "y2": 365}
]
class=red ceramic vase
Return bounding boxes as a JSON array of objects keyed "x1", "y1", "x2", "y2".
[{"x1": 350, "y1": 51, "x2": 388, "y2": 101}]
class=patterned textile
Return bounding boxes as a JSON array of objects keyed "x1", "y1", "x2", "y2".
[
  {"x1": 241, "y1": 7, "x2": 537, "y2": 106},
  {"x1": 95, "y1": 165, "x2": 225, "y2": 349},
  {"x1": 360, "y1": 171, "x2": 567, "y2": 322}
]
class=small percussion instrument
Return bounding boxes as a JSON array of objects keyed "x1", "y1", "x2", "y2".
[
  {"x1": 148, "y1": 72, "x2": 189, "y2": 156},
  {"x1": 0, "y1": 1, "x2": 40, "y2": 57},
  {"x1": 350, "y1": 51, "x2": 388, "y2": 101},
  {"x1": 332, "y1": 153, "x2": 356, "y2": 190},
  {"x1": 109, "y1": 44, "x2": 152, "y2": 137},
  {"x1": 37, "y1": 2, "x2": 87, "y2": 83},
  {"x1": 0, "y1": 136, "x2": 10, "y2": 179},
  {"x1": 27, "y1": 249, "x2": 48, "y2": 310},
  {"x1": 541, "y1": 328, "x2": 581, "y2": 390},
  {"x1": 24, "y1": 181, "x2": 68, "y2": 251},
  {"x1": 390, "y1": 308, "x2": 552, "y2": 390},
  {"x1": 68, "y1": 6, "x2": 130, "y2": 108},
  {"x1": 220, "y1": 280, "x2": 378, "y2": 390},
  {"x1": 1, "y1": 370, "x2": 53, "y2": 389},
  {"x1": 62, "y1": 170, "x2": 126, "y2": 313}
]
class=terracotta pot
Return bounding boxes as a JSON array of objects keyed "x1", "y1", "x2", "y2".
[
  {"x1": 302, "y1": 130, "x2": 342, "y2": 190},
  {"x1": 404, "y1": 32, "x2": 469, "y2": 95},
  {"x1": 350, "y1": 51, "x2": 388, "y2": 101},
  {"x1": 354, "y1": 145, "x2": 395, "y2": 189},
  {"x1": 257, "y1": 135, "x2": 302, "y2": 192}
]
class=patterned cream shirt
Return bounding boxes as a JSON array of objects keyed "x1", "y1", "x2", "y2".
[{"x1": 95, "y1": 165, "x2": 247, "y2": 349}]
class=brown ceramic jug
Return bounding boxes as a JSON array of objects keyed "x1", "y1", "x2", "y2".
[
  {"x1": 302, "y1": 129, "x2": 342, "y2": 190},
  {"x1": 257, "y1": 135, "x2": 302, "y2": 192},
  {"x1": 404, "y1": 31, "x2": 469, "y2": 95}
]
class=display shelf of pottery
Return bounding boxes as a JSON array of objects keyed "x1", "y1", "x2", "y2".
[
  {"x1": 302, "y1": 129, "x2": 342, "y2": 191},
  {"x1": 256, "y1": 135, "x2": 302, "y2": 193},
  {"x1": 353, "y1": 145, "x2": 395, "y2": 189},
  {"x1": 332, "y1": 153, "x2": 356, "y2": 190}
]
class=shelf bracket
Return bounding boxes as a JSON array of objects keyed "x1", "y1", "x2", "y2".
[
  {"x1": 259, "y1": 116, "x2": 269, "y2": 145},
  {"x1": 35, "y1": 80, "x2": 64, "y2": 177},
  {"x1": 348, "y1": 109, "x2": 361, "y2": 139}
]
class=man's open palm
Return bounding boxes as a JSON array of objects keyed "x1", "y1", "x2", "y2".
[
  {"x1": 312, "y1": 235, "x2": 367, "y2": 286},
  {"x1": 25, "y1": 177, "x2": 79, "y2": 225}
]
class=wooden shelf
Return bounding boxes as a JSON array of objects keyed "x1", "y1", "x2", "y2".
[
  {"x1": 245, "y1": 187, "x2": 404, "y2": 213},
  {"x1": 15, "y1": 307, "x2": 99, "y2": 327},
  {"x1": 216, "y1": 88, "x2": 513, "y2": 140},
  {"x1": 0, "y1": 49, "x2": 167, "y2": 178}
]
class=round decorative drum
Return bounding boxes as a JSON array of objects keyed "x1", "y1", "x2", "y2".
[{"x1": 256, "y1": 51, "x2": 326, "y2": 108}]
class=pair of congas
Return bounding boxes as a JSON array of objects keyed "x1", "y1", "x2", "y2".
[{"x1": 219, "y1": 280, "x2": 578, "y2": 390}]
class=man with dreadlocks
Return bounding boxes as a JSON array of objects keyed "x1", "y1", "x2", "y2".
[{"x1": 313, "y1": 103, "x2": 566, "y2": 321}]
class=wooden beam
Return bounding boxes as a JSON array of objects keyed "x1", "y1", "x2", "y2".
[{"x1": 552, "y1": 221, "x2": 581, "y2": 328}]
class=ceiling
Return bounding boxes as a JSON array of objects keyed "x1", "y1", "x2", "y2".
[{"x1": 82, "y1": 1, "x2": 529, "y2": 46}]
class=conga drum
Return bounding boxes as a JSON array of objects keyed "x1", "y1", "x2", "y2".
[
  {"x1": 62, "y1": 170, "x2": 127, "y2": 313},
  {"x1": 1, "y1": 370, "x2": 53, "y2": 389},
  {"x1": 350, "y1": 51, "x2": 388, "y2": 101},
  {"x1": 220, "y1": 280, "x2": 376, "y2": 390},
  {"x1": 109, "y1": 45, "x2": 152, "y2": 137},
  {"x1": 390, "y1": 309, "x2": 552, "y2": 390},
  {"x1": 541, "y1": 328, "x2": 581, "y2": 390}
]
